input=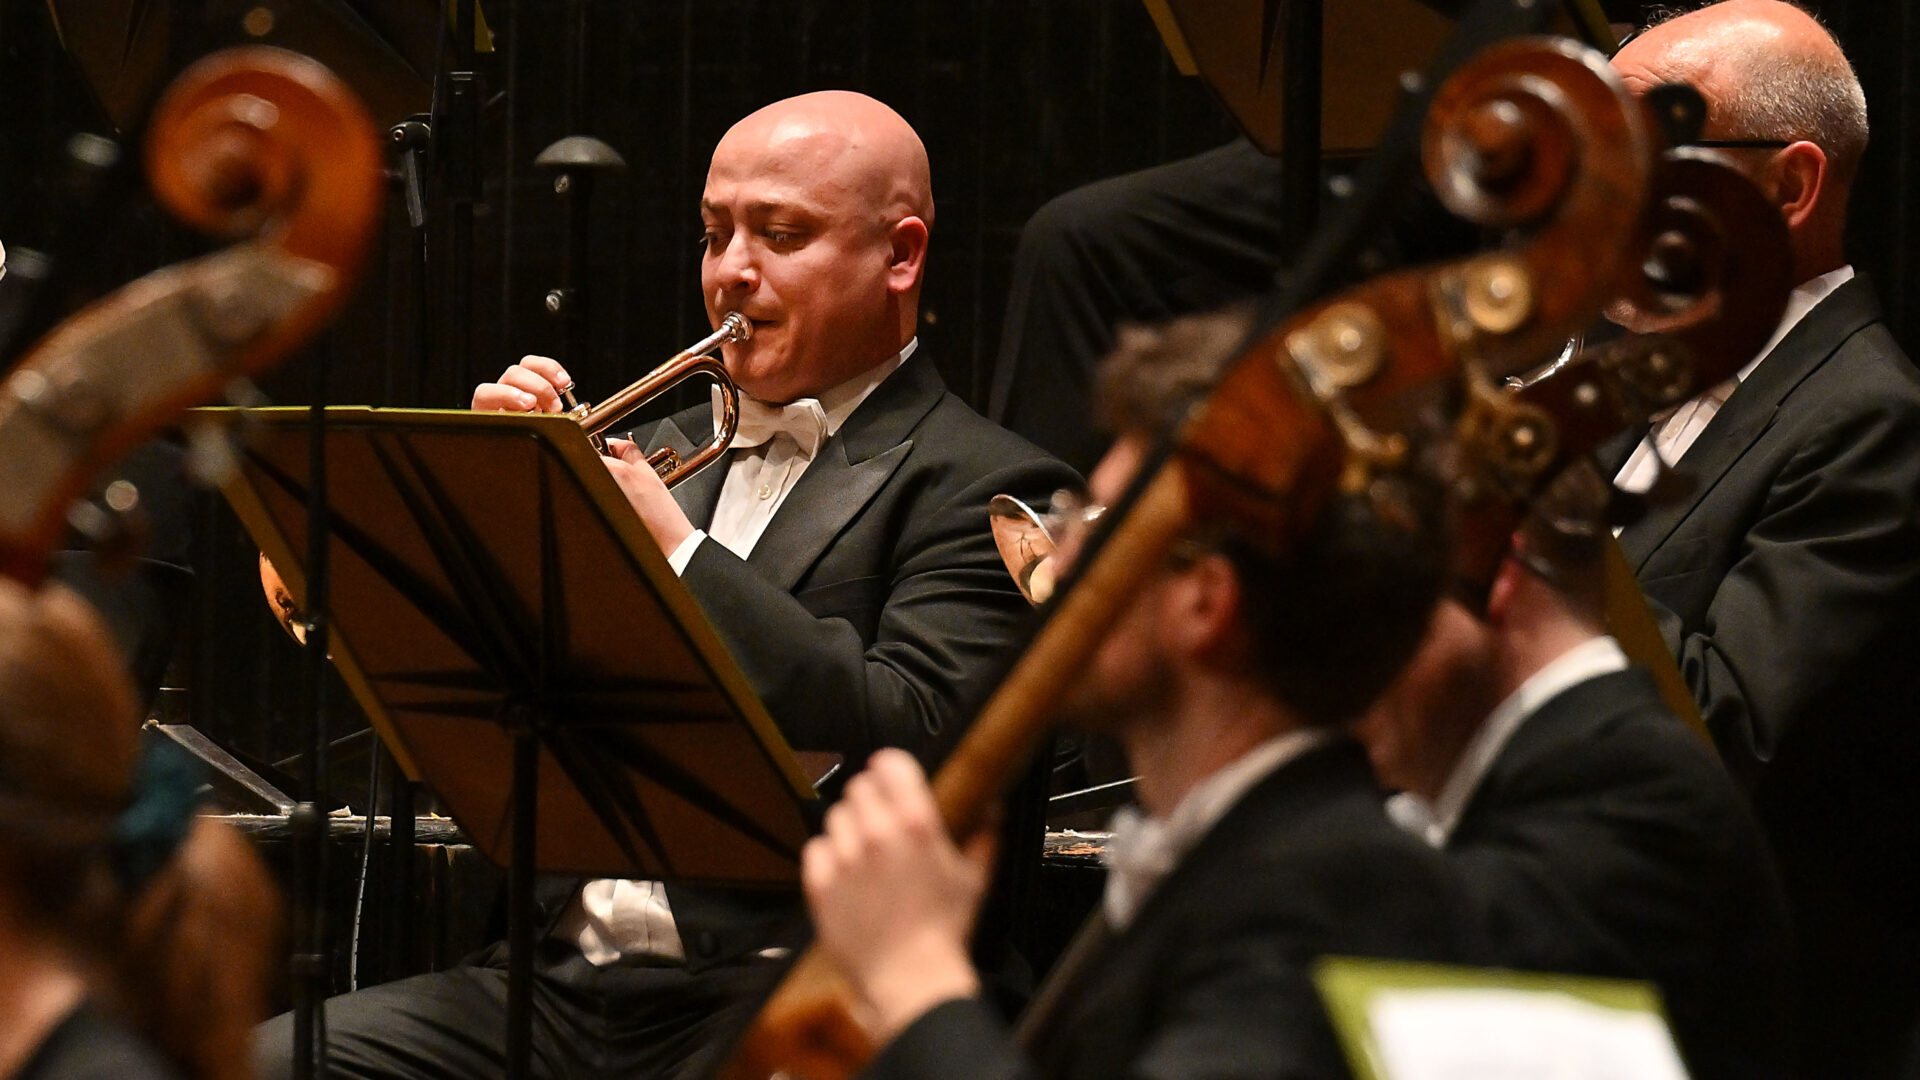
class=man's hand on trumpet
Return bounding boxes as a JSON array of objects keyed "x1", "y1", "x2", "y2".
[
  {"x1": 470, "y1": 353, "x2": 573, "y2": 413},
  {"x1": 471, "y1": 353, "x2": 698, "y2": 555},
  {"x1": 601, "y1": 440, "x2": 697, "y2": 554}
]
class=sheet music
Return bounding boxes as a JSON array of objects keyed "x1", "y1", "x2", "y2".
[{"x1": 1366, "y1": 987, "x2": 1691, "y2": 1080}]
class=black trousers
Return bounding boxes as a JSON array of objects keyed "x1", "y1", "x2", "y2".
[
  {"x1": 985, "y1": 139, "x2": 1477, "y2": 475},
  {"x1": 986, "y1": 140, "x2": 1289, "y2": 475},
  {"x1": 253, "y1": 939, "x2": 781, "y2": 1080}
]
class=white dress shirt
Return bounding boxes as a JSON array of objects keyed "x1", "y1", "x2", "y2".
[
  {"x1": 1614, "y1": 266, "x2": 1855, "y2": 494},
  {"x1": 563, "y1": 340, "x2": 917, "y2": 965},
  {"x1": 1100, "y1": 729, "x2": 1332, "y2": 930},
  {"x1": 666, "y1": 338, "x2": 916, "y2": 571},
  {"x1": 1387, "y1": 635, "x2": 1629, "y2": 848}
]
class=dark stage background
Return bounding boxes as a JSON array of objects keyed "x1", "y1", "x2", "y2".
[{"x1": 0, "y1": 0, "x2": 1915, "y2": 788}]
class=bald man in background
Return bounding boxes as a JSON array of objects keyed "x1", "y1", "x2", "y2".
[
  {"x1": 258, "y1": 91, "x2": 1075, "y2": 1080},
  {"x1": 1605, "y1": 4, "x2": 1920, "y2": 1075}
]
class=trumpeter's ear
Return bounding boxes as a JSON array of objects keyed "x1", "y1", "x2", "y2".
[{"x1": 885, "y1": 216, "x2": 929, "y2": 295}]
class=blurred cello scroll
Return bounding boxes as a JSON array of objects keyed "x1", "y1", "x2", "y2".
[
  {"x1": 0, "y1": 45, "x2": 383, "y2": 585},
  {"x1": 1444, "y1": 141, "x2": 1795, "y2": 737},
  {"x1": 721, "y1": 34, "x2": 1669, "y2": 1080}
]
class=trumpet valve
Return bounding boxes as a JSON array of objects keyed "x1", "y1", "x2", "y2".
[{"x1": 647, "y1": 446, "x2": 681, "y2": 478}]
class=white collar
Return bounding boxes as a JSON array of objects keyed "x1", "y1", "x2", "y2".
[
  {"x1": 717, "y1": 337, "x2": 917, "y2": 444},
  {"x1": 1418, "y1": 636, "x2": 1629, "y2": 844},
  {"x1": 1736, "y1": 265, "x2": 1854, "y2": 383},
  {"x1": 1101, "y1": 727, "x2": 1332, "y2": 929}
]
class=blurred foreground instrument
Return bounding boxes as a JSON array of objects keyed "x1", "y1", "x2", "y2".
[{"x1": 0, "y1": 45, "x2": 382, "y2": 585}]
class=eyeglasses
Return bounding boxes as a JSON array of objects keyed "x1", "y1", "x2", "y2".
[{"x1": 1689, "y1": 138, "x2": 1794, "y2": 150}]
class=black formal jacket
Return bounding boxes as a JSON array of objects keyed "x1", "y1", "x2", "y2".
[
  {"x1": 1446, "y1": 666, "x2": 1793, "y2": 1080},
  {"x1": 1613, "y1": 277, "x2": 1920, "y2": 1077},
  {"x1": 861, "y1": 738, "x2": 1486, "y2": 1080},
  {"x1": 627, "y1": 354, "x2": 1077, "y2": 968}
]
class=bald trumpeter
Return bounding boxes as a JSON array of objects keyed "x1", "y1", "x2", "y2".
[{"x1": 257, "y1": 90, "x2": 1076, "y2": 1080}]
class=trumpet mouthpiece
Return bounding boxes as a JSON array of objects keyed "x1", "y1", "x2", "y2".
[{"x1": 721, "y1": 311, "x2": 754, "y2": 341}]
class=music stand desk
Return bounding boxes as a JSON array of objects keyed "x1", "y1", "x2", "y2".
[{"x1": 210, "y1": 405, "x2": 819, "y2": 1078}]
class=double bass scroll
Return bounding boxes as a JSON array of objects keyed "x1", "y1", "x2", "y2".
[{"x1": 0, "y1": 46, "x2": 382, "y2": 585}]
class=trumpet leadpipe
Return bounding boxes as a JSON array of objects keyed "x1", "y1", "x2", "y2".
[{"x1": 567, "y1": 312, "x2": 753, "y2": 485}]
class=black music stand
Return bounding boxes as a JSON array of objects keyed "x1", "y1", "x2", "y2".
[{"x1": 210, "y1": 405, "x2": 819, "y2": 1080}]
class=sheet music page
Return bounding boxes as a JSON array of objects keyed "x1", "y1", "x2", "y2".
[{"x1": 1366, "y1": 987, "x2": 1692, "y2": 1080}]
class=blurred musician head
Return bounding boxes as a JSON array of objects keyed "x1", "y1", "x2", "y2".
[
  {"x1": 0, "y1": 581, "x2": 147, "y2": 1074},
  {"x1": 700, "y1": 90, "x2": 934, "y2": 404},
  {"x1": 1053, "y1": 309, "x2": 1452, "y2": 815},
  {"x1": 1612, "y1": 0, "x2": 1867, "y2": 285},
  {"x1": 1355, "y1": 464, "x2": 1611, "y2": 802},
  {"x1": 0, "y1": 579, "x2": 279, "y2": 1080}
]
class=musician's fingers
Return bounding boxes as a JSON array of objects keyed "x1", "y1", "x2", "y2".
[
  {"x1": 470, "y1": 382, "x2": 539, "y2": 412},
  {"x1": 820, "y1": 796, "x2": 870, "y2": 865},
  {"x1": 497, "y1": 364, "x2": 567, "y2": 412},
  {"x1": 515, "y1": 354, "x2": 572, "y2": 389},
  {"x1": 859, "y1": 749, "x2": 938, "y2": 831},
  {"x1": 800, "y1": 834, "x2": 837, "y2": 896}
]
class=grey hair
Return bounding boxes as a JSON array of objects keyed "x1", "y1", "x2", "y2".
[{"x1": 1644, "y1": 3, "x2": 1870, "y2": 184}]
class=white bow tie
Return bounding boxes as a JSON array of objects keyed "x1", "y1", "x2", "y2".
[
  {"x1": 1100, "y1": 806, "x2": 1177, "y2": 930},
  {"x1": 718, "y1": 388, "x2": 830, "y2": 458}
]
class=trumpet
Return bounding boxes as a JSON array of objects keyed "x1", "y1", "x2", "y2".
[{"x1": 555, "y1": 311, "x2": 753, "y2": 486}]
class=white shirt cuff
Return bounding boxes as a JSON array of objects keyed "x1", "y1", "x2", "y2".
[{"x1": 666, "y1": 529, "x2": 706, "y2": 576}]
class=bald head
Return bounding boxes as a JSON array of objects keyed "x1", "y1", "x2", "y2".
[
  {"x1": 701, "y1": 92, "x2": 937, "y2": 401},
  {"x1": 0, "y1": 582, "x2": 138, "y2": 843},
  {"x1": 1614, "y1": 1, "x2": 1865, "y2": 277},
  {"x1": 716, "y1": 91, "x2": 934, "y2": 235},
  {"x1": 1618, "y1": 2, "x2": 1866, "y2": 172}
]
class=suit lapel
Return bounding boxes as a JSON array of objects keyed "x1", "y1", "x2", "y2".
[
  {"x1": 644, "y1": 407, "x2": 730, "y2": 526},
  {"x1": 1618, "y1": 279, "x2": 1885, "y2": 570},
  {"x1": 746, "y1": 438, "x2": 911, "y2": 590},
  {"x1": 744, "y1": 356, "x2": 947, "y2": 591}
]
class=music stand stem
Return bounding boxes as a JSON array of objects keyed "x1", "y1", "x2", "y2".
[{"x1": 506, "y1": 716, "x2": 539, "y2": 1080}]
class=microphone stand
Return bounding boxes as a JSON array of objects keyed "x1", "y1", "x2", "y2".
[{"x1": 536, "y1": 136, "x2": 627, "y2": 384}]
